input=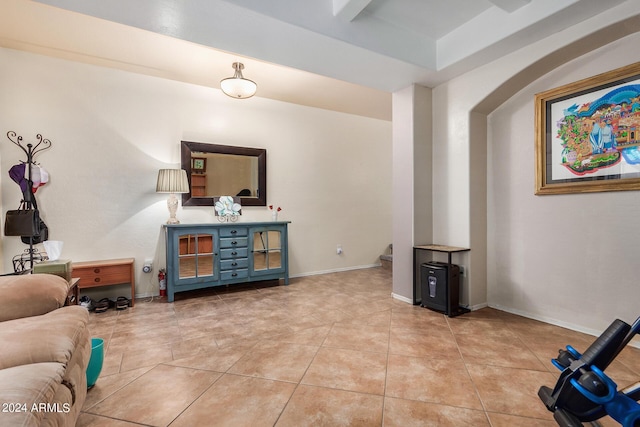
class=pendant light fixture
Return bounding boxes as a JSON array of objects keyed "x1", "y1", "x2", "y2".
[{"x1": 220, "y1": 62, "x2": 257, "y2": 99}]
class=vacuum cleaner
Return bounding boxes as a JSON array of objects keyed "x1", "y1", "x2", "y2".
[{"x1": 539, "y1": 315, "x2": 640, "y2": 426}]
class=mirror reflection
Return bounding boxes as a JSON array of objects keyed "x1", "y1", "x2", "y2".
[
  {"x1": 190, "y1": 152, "x2": 259, "y2": 198},
  {"x1": 178, "y1": 233, "x2": 214, "y2": 278},
  {"x1": 253, "y1": 230, "x2": 282, "y2": 271},
  {"x1": 181, "y1": 141, "x2": 267, "y2": 207}
]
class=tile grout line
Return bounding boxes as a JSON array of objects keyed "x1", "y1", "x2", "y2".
[
  {"x1": 444, "y1": 314, "x2": 494, "y2": 426},
  {"x1": 381, "y1": 308, "x2": 393, "y2": 427},
  {"x1": 269, "y1": 320, "x2": 334, "y2": 426}
]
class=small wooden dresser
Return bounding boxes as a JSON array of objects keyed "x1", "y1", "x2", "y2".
[{"x1": 72, "y1": 258, "x2": 136, "y2": 306}]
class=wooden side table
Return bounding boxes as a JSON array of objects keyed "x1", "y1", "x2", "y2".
[
  {"x1": 73, "y1": 258, "x2": 136, "y2": 306},
  {"x1": 413, "y1": 244, "x2": 470, "y2": 316},
  {"x1": 66, "y1": 278, "x2": 79, "y2": 306}
]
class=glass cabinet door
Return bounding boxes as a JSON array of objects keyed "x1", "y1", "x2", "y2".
[
  {"x1": 251, "y1": 228, "x2": 284, "y2": 274},
  {"x1": 177, "y1": 232, "x2": 217, "y2": 281}
]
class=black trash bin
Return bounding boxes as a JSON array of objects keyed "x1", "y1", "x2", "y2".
[{"x1": 420, "y1": 261, "x2": 460, "y2": 316}]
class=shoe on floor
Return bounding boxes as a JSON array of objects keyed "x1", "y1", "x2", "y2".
[
  {"x1": 116, "y1": 296, "x2": 131, "y2": 310},
  {"x1": 94, "y1": 298, "x2": 110, "y2": 313},
  {"x1": 79, "y1": 296, "x2": 93, "y2": 311}
]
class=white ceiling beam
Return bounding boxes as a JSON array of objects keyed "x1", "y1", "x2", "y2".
[
  {"x1": 332, "y1": 0, "x2": 372, "y2": 21},
  {"x1": 489, "y1": 0, "x2": 531, "y2": 13}
]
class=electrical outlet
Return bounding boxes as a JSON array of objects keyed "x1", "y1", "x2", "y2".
[{"x1": 336, "y1": 244, "x2": 343, "y2": 255}]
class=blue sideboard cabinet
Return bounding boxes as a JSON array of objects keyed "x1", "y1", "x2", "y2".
[{"x1": 164, "y1": 221, "x2": 290, "y2": 302}]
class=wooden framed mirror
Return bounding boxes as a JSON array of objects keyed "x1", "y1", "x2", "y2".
[{"x1": 181, "y1": 141, "x2": 267, "y2": 206}]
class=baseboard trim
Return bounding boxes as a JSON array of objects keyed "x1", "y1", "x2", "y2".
[
  {"x1": 489, "y1": 303, "x2": 640, "y2": 349},
  {"x1": 134, "y1": 293, "x2": 157, "y2": 300},
  {"x1": 138, "y1": 264, "x2": 383, "y2": 299},
  {"x1": 391, "y1": 293, "x2": 413, "y2": 304},
  {"x1": 290, "y1": 263, "x2": 381, "y2": 278},
  {"x1": 467, "y1": 302, "x2": 488, "y2": 311}
]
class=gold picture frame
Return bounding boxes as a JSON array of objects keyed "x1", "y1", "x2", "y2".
[{"x1": 535, "y1": 62, "x2": 640, "y2": 195}]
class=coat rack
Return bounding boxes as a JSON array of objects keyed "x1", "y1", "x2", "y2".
[{"x1": 6, "y1": 131, "x2": 52, "y2": 271}]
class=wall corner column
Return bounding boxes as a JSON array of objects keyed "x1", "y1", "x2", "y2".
[{"x1": 392, "y1": 84, "x2": 433, "y2": 301}]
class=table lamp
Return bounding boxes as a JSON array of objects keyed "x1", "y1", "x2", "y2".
[{"x1": 156, "y1": 169, "x2": 189, "y2": 224}]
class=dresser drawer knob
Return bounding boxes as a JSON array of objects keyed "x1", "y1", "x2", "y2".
[
  {"x1": 231, "y1": 230, "x2": 237, "y2": 234},
  {"x1": 93, "y1": 268, "x2": 101, "y2": 274},
  {"x1": 232, "y1": 273, "x2": 238, "y2": 277},
  {"x1": 94, "y1": 278, "x2": 101, "y2": 283},
  {"x1": 231, "y1": 241, "x2": 237, "y2": 245},
  {"x1": 232, "y1": 262, "x2": 238, "y2": 266},
  {"x1": 231, "y1": 251, "x2": 237, "y2": 255}
]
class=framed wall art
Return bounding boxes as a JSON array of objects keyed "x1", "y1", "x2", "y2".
[
  {"x1": 191, "y1": 157, "x2": 206, "y2": 173},
  {"x1": 535, "y1": 62, "x2": 640, "y2": 194}
]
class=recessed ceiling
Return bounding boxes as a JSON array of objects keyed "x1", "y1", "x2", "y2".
[
  {"x1": 2, "y1": 0, "x2": 638, "y2": 120},
  {"x1": 364, "y1": 0, "x2": 493, "y2": 39}
]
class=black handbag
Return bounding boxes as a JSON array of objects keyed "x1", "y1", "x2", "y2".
[
  {"x1": 22, "y1": 220, "x2": 48, "y2": 244},
  {"x1": 21, "y1": 195, "x2": 48, "y2": 244},
  {"x1": 4, "y1": 201, "x2": 40, "y2": 237}
]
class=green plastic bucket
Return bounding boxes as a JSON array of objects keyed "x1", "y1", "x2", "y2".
[{"x1": 86, "y1": 338, "x2": 104, "y2": 388}]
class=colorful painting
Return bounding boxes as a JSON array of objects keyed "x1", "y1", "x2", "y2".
[{"x1": 535, "y1": 62, "x2": 640, "y2": 194}]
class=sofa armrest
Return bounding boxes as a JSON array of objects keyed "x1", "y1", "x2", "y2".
[{"x1": 0, "y1": 274, "x2": 69, "y2": 322}]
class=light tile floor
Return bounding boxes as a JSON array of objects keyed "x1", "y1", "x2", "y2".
[{"x1": 78, "y1": 267, "x2": 639, "y2": 426}]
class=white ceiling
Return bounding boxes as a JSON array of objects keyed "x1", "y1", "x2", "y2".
[{"x1": 1, "y1": 0, "x2": 636, "y2": 120}]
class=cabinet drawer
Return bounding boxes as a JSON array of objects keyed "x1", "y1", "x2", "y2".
[
  {"x1": 75, "y1": 265, "x2": 131, "y2": 288},
  {"x1": 220, "y1": 269, "x2": 248, "y2": 281},
  {"x1": 219, "y1": 227, "x2": 248, "y2": 238},
  {"x1": 220, "y1": 248, "x2": 248, "y2": 259},
  {"x1": 221, "y1": 258, "x2": 248, "y2": 271},
  {"x1": 220, "y1": 237, "x2": 248, "y2": 249}
]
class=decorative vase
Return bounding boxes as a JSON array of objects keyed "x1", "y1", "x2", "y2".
[{"x1": 272, "y1": 211, "x2": 278, "y2": 221}]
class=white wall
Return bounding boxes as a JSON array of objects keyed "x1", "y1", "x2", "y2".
[
  {"x1": 391, "y1": 85, "x2": 432, "y2": 303},
  {"x1": 488, "y1": 32, "x2": 640, "y2": 332},
  {"x1": 0, "y1": 48, "x2": 392, "y2": 297},
  {"x1": 429, "y1": 1, "x2": 640, "y2": 332}
]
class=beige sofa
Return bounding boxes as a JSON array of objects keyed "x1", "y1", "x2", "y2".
[{"x1": 0, "y1": 273, "x2": 91, "y2": 427}]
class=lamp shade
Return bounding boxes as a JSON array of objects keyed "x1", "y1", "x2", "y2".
[
  {"x1": 220, "y1": 62, "x2": 257, "y2": 99},
  {"x1": 156, "y1": 169, "x2": 189, "y2": 193}
]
